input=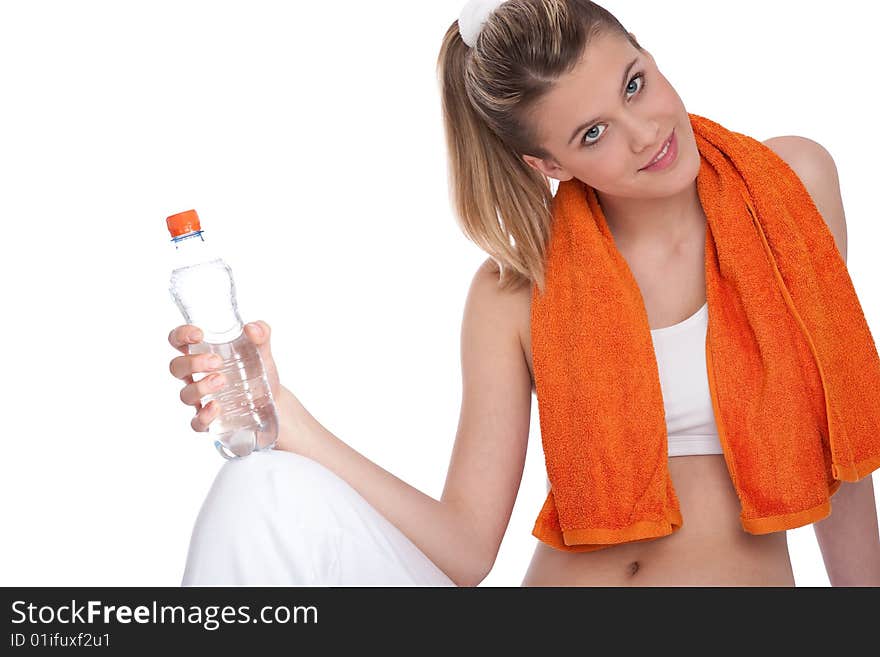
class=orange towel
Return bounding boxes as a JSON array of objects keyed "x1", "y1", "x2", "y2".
[{"x1": 530, "y1": 113, "x2": 880, "y2": 552}]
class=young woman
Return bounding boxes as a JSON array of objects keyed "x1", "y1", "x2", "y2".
[{"x1": 167, "y1": 0, "x2": 880, "y2": 587}]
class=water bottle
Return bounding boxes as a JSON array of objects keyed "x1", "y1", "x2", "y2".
[{"x1": 166, "y1": 209, "x2": 279, "y2": 459}]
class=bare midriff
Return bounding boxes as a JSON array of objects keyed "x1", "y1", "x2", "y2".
[{"x1": 520, "y1": 454, "x2": 796, "y2": 587}]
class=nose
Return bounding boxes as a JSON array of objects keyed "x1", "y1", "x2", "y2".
[{"x1": 626, "y1": 118, "x2": 661, "y2": 153}]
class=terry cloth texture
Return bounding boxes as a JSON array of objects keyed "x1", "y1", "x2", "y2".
[{"x1": 531, "y1": 113, "x2": 880, "y2": 552}]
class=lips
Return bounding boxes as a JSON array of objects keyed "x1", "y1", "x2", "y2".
[{"x1": 640, "y1": 131, "x2": 674, "y2": 171}]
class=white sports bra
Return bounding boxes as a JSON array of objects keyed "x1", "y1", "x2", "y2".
[
  {"x1": 649, "y1": 300, "x2": 723, "y2": 457},
  {"x1": 543, "y1": 300, "x2": 723, "y2": 493}
]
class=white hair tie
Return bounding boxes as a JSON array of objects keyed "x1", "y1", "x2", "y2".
[{"x1": 458, "y1": 0, "x2": 509, "y2": 48}]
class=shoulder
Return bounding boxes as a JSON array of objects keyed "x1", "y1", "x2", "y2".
[
  {"x1": 468, "y1": 257, "x2": 533, "y2": 367},
  {"x1": 762, "y1": 135, "x2": 837, "y2": 183},
  {"x1": 469, "y1": 258, "x2": 532, "y2": 323},
  {"x1": 762, "y1": 135, "x2": 848, "y2": 261}
]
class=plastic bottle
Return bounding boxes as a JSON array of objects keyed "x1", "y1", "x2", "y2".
[{"x1": 166, "y1": 209, "x2": 279, "y2": 459}]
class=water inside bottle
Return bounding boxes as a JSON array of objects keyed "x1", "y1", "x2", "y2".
[{"x1": 188, "y1": 331, "x2": 279, "y2": 458}]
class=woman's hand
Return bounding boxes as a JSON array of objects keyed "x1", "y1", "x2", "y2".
[
  {"x1": 167, "y1": 321, "x2": 282, "y2": 433},
  {"x1": 241, "y1": 320, "x2": 282, "y2": 402}
]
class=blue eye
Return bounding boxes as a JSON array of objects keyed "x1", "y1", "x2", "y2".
[
  {"x1": 626, "y1": 73, "x2": 645, "y2": 96},
  {"x1": 581, "y1": 72, "x2": 647, "y2": 148}
]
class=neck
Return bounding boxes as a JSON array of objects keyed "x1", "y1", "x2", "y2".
[{"x1": 596, "y1": 181, "x2": 705, "y2": 255}]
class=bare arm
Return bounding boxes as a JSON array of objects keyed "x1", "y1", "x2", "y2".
[
  {"x1": 813, "y1": 477, "x2": 880, "y2": 586},
  {"x1": 275, "y1": 260, "x2": 532, "y2": 587}
]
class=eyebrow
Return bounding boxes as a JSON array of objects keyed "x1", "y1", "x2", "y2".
[{"x1": 567, "y1": 57, "x2": 640, "y2": 146}]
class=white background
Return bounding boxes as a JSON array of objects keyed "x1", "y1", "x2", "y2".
[{"x1": 1, "y1": 0, "x2": 877, "y2": 587}]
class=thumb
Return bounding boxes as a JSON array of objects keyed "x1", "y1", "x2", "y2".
[
  {"x1": 244, "y1": 321, "x2": 272, "y2": 355},
  {"x1": 244, "y1": 320, "x2": 281, "y2": 394}
]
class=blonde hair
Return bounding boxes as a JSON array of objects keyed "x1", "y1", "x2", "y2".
[{"x1": 436, "y1": 0, "x2": 642, "y2": 294}]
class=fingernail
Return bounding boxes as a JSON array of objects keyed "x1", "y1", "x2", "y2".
[
  {"x1": 190, "y1": 331, "x2": 203, "y2": 343},
  {"x1": 248, "y1": 323, "x2": 262, "y2": 337}
]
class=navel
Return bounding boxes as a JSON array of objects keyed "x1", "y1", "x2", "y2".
[{"x1": 628, "y1": 560, "x2": 641, "y2": 577}]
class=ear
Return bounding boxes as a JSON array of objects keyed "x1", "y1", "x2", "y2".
[{"x1": 522, "y1": 154, "x2": 575, "y2": 182}]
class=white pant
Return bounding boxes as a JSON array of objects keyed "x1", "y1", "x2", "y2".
[{"x1": 181, "y1": 448, "x2": 457, "y2": 587}]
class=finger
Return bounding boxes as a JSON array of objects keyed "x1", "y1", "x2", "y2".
[
  {"x1": 244, "y1": 320, "x2": 270, "y2": 344},
  {"x1": 179, "y1": 372, "x2": 226, "y2": 407},
  {"x1": 191, "y1": 400, "x2": 220, "y2": 433},
  {"x1": 169, "y1": 352, "x2": 223, "y2": 381},
  {"x1": 168, "y1": 325, "x2": 204, "y2": 354}
]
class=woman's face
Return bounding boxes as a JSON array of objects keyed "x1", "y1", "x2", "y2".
[{"x1": 522, "y1": 30, "x2": 700, "y2": 200}]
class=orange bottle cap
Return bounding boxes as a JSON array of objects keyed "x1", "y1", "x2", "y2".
[{"x1": 166, "y1": 209, "x2": 201, "y2": 238}]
